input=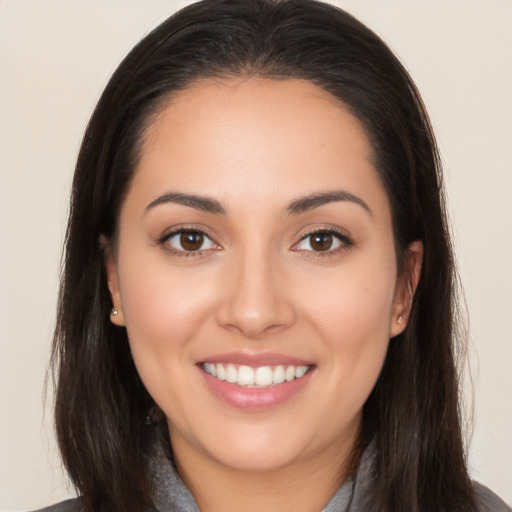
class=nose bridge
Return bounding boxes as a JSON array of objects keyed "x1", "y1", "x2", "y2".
[{"x1": 216, "y1": 239, "x2": 295, "y2": 338}]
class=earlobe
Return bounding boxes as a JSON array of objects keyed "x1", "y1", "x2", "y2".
[
  {"x1": 100, "y1": 235, "x2": 126, "y2": 326},
  {"x1": 390, "y1": 241, "x2": 423, "y2": 338},
  {"x1": 109, "y1": 305, "x2": 125, "y2": 326}
]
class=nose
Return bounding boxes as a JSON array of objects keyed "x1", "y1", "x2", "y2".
[{"x1": 215, "y1": 248, "x2": 297, "y2": 339}]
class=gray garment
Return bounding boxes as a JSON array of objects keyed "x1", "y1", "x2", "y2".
[
  {"x1": 35, "y1": 431, "x2": 511, "y2": 512},
  {"x1": 147, "y1": 432, "x2": 511, "y2": 512},
  {"x1": 36, "y1": 500, "x2": 81, "y2": 512},
  {"x1": 148, "y1": 432, "x2": 376, "y2": 512}
]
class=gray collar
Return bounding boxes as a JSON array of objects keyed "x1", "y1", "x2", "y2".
[{"x1": 147, "y1": 429, "x2": 376, "y2": 512}]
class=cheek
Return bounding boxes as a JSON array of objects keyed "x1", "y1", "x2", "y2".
[
  {"x1": 117, "y1": 261, "x2": 220, "y2": 426},
  {"x1": 298, "y1": 253, "x2": 396, "y2": 395},
  {"x1": 303, "y1": 258, "x2": 396, "y2": 343},
  {"x1": 117, "y1": 255, "x2": 218, "y2": 372}
]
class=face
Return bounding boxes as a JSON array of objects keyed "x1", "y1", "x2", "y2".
[{"x1": 106, "y1": 78, "x2": 420, "y2": 476}]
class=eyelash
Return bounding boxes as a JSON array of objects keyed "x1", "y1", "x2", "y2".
[
  {"x1": 157, "y1": 227, "x2": 219, "y2": 258},
  {"x1": 293, "y1": 227, "x2": 354, "y2": 258},
  {"x1": 157, "y1": 226, "x2": 354, "y2": 258}
]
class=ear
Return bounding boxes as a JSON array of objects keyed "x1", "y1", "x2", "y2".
[
  {"x1": 100, "y1": 235, "x2": 126, "y2": 326},
  {"x1": 389, "y1": 241, "x2": 423, "y2": 338}
]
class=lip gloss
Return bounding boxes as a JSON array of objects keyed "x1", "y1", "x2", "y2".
[{"x1": 198, "y1": 364, "x2": 314, "y2": 411}]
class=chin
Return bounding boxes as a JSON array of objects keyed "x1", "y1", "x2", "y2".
[
  {"x1": 201, "y1": 420, "x2": 333, "y2": 472},
  {"x1": 209, "y1": 443, "x2": 302, "y2": 473}
]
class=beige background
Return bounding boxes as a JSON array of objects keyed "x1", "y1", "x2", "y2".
[{"x1": 1, "y1": 1, "x2": 511, "y2": 510}]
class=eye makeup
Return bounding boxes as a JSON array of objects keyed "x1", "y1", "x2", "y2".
[
  {"x1": 292, "y1": 226, "x2": 355, "y2": 258},
  {"x1": 157, "y1": 225, "x2": 221, "y2": 258},
  {"x1": 156, "y1": 222, "x2": 355, "y2": 260}
]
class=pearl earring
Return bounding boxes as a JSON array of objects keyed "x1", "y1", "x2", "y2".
[
  {"x1": 397, "y1": 315, "x2": 403, "y2": 324},
  {"x1": 112, "y1": 308, "x2": 119, "y2": 316}
]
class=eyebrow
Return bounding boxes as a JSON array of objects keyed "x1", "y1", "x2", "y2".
[
  {"x1": 145, "y1": 192, "x2": 226, "y2": 215},
  {"x1": 286, "y1": 190, "x2": 372, "y2": 216},
  {"x1": 145, "y1": 189, "x2": 371, "y2": 217}
]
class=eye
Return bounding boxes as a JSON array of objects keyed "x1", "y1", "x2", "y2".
[
  {"x1": 163, "y1": 229, "x2": 218, "y2": 253},
  {"x1": 293, "y1": 229, "x2": 351, "y2": 253}
]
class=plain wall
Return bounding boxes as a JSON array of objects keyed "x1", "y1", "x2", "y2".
[{"x1": 1, "y1": 1, "x2": 511, "y2": 510}]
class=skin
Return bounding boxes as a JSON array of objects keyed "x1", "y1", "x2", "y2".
[{"x1": 105, "y1": 78, "x2": 422, "y2": 512}]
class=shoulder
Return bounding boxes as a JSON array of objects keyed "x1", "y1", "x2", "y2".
[
  {"x1": 474, "y1": 482, "x2": 511, "y2": 512},
  {"x1": 31, "y1": 498, "x2": 82, "y2": 512}
]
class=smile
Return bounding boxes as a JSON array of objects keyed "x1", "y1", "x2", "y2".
[{"x1": 201, "y1": 363, "x2": 311, "y2": 388}]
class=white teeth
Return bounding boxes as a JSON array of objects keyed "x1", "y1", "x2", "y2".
[
  {"x1": 202, "y1": 362, "x2": 310, "y2": 387},
  {"x1": 295, "y1": 366, "x2": 307, "y2": 378},
  {"x1": 272, "y1": 365, "x2": 285, "y2": 384},
  {"x1": 254, "y1": 366, "x2": 273, "y2": 386},
  {"x1": 238, "y1": 365, "x2": 255, "y2": 386},
  {"x1": 285, "y1": 366, "x2": 295, "y2": 382},
  {"x1": 216, "y1": 364, "x2": 227, "y2": 381},
  {"x1": 226, "y1": 364, "x2": 237, "y2": 383}
]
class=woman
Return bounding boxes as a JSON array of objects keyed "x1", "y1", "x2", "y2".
[{"x1": 37, "y1": 0, "x2": 510, "y2": 511}]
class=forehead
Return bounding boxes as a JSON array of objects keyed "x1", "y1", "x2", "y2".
[
  {"x1": 144, "y1": 77, "x2": 371, "y2": 165},
  {"x1": 127, "y1": 77, "x2": 390, "y2": 220}
]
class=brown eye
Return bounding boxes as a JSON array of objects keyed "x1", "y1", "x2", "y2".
[
  {"x1": 309, "y1": 233, "x2": 333, "y2": 251},
  {"x1": 180, "y1": 231, "x2": 204, "y2": 251},
  {"x1": 165, "y1": 229, "x2": 217, "y2": 253},
  {"x1": 294, "y1": 230, "x2": 347, "y2": 253}
]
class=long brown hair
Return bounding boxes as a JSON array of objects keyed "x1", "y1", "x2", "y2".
[{"x1": 52, "y1": 1, "x2": 477, "y2": 510}]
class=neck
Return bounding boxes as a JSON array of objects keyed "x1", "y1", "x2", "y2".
[{"x1": 169, "y1": 427, "x2": 360, "y2": 512}]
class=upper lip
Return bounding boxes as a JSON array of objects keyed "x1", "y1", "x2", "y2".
[{"x1": 198, "y1": 351, "x2": 314, "y2": 367}]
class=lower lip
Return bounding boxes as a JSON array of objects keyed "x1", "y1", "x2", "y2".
[{"x1": 199, "y1": 367, "x2": 314, "y2": 411}]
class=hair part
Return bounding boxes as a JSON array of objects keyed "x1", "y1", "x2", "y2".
[{"x1": 52, "y1": 1, "x2": 477, "y2": 510}]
